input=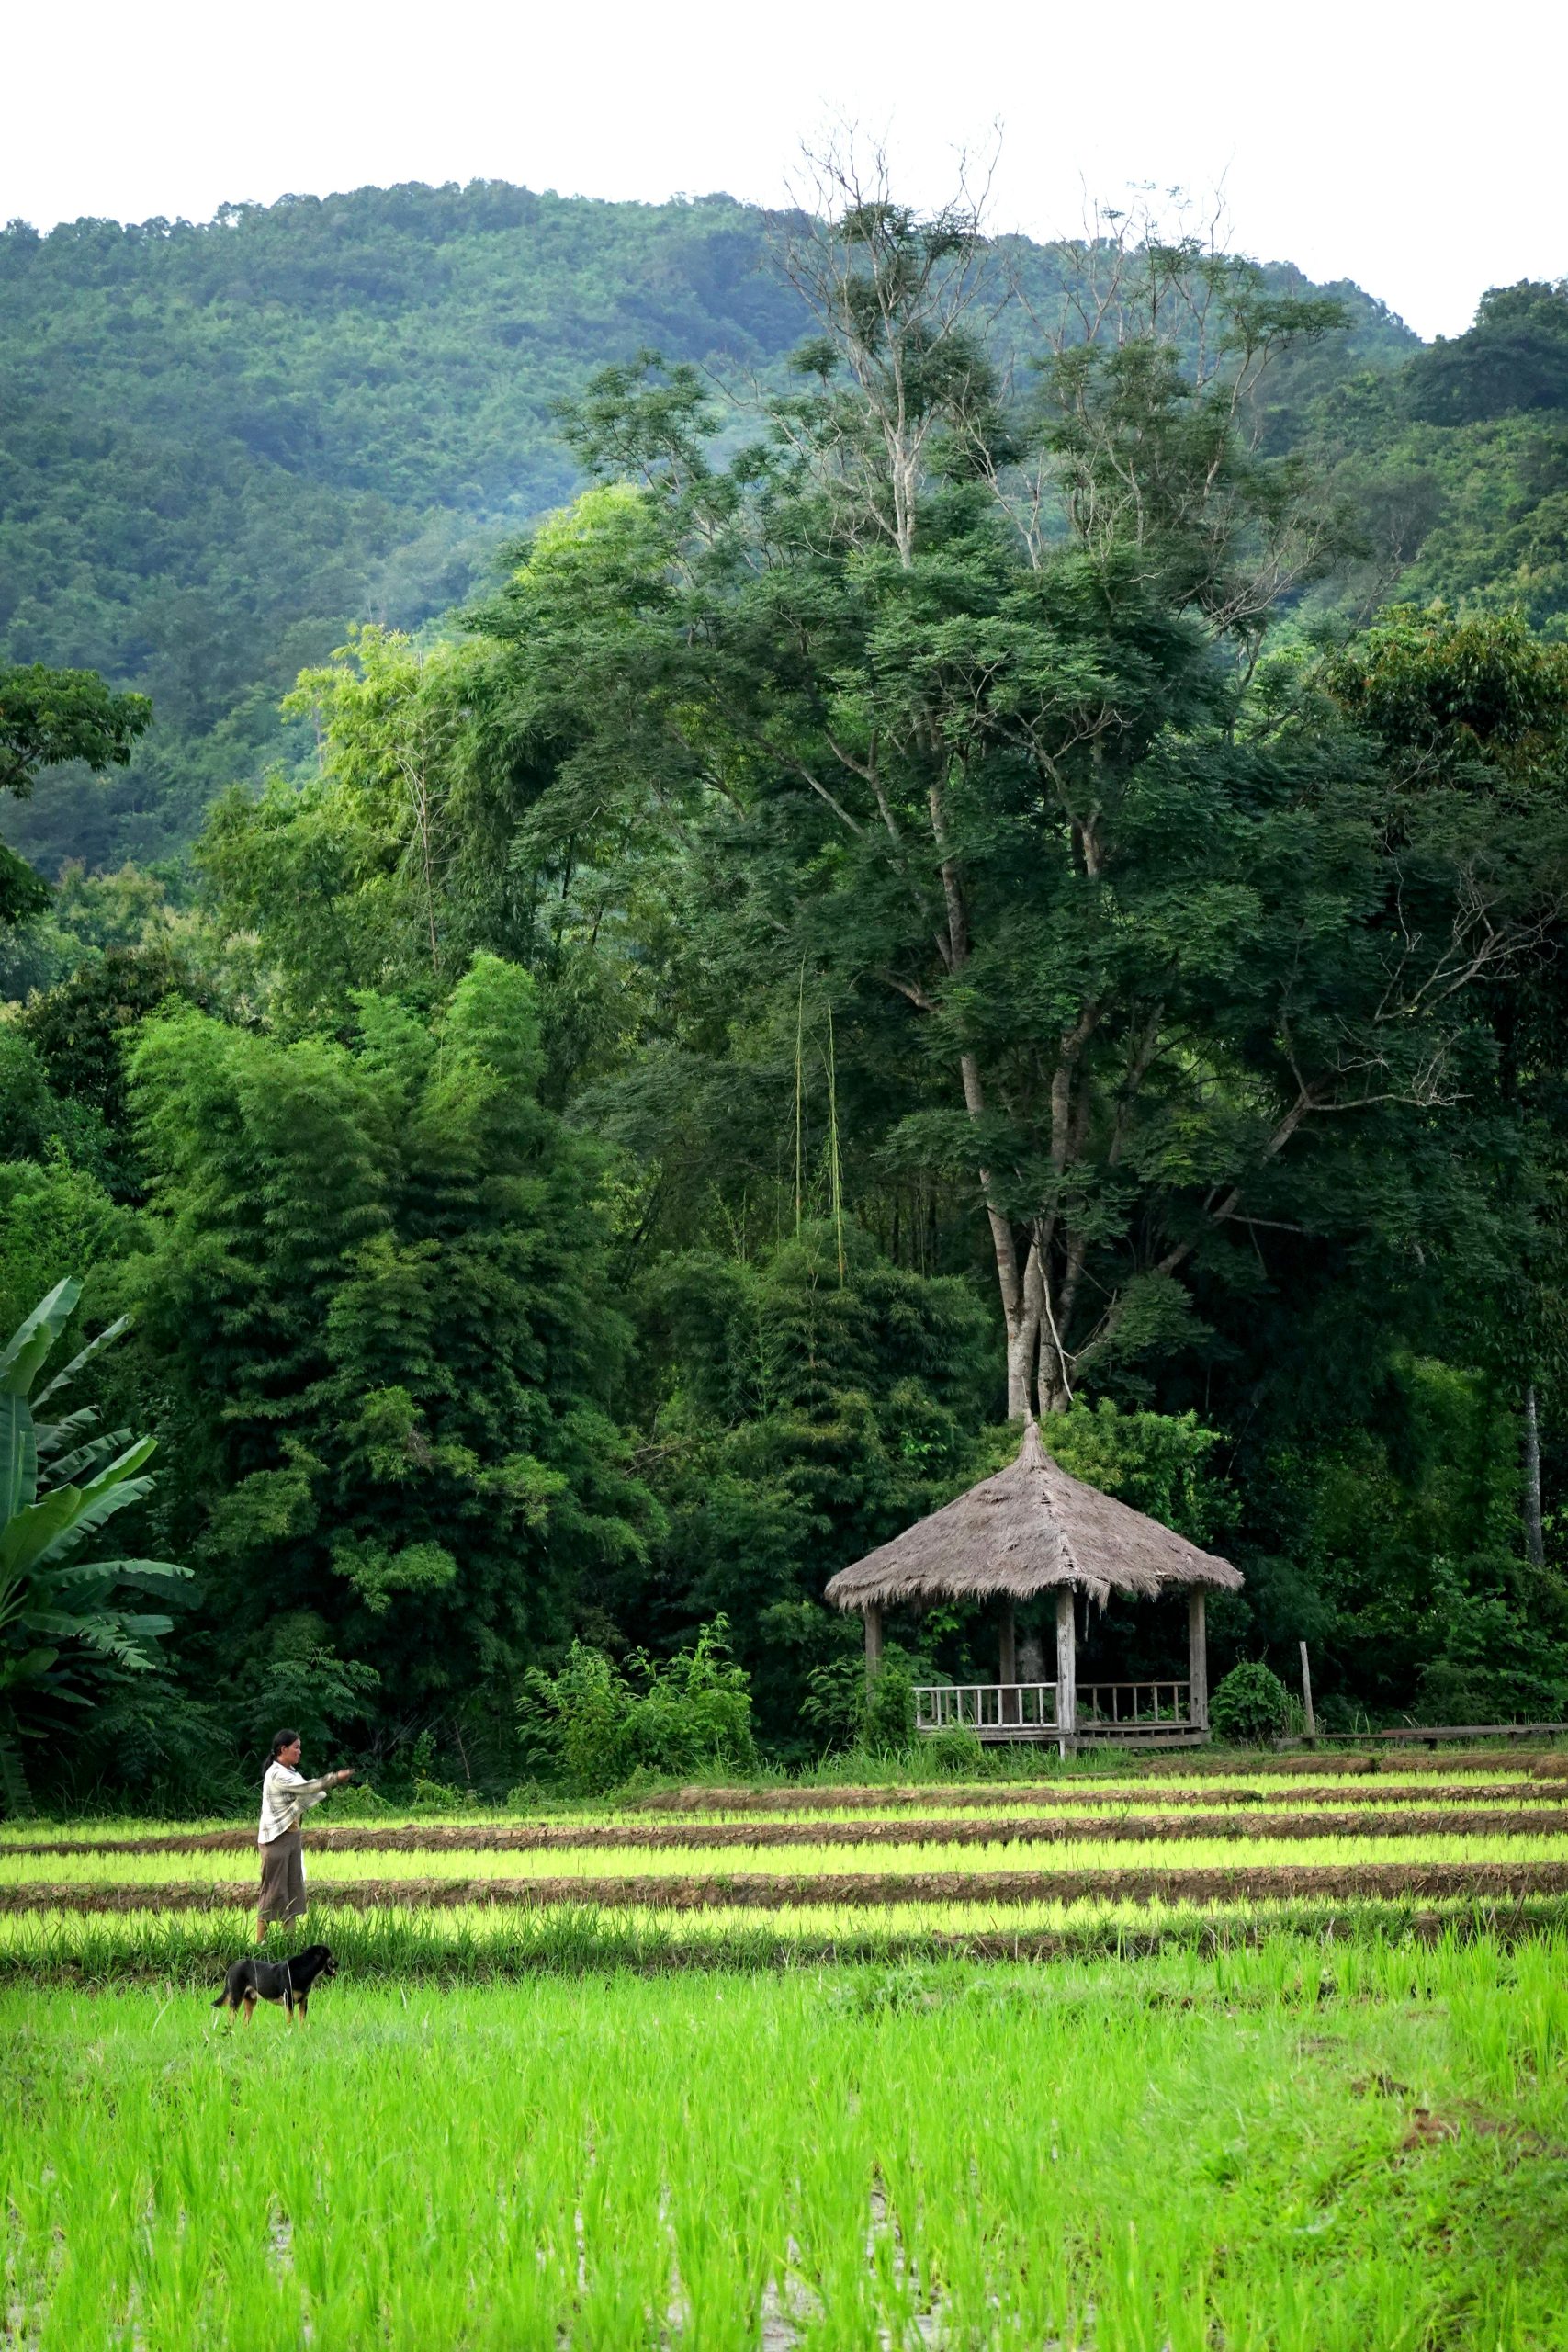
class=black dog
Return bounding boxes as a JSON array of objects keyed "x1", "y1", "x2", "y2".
[{"x1": 212, "y1": 1943, "x2": 337, "y2": 2025}]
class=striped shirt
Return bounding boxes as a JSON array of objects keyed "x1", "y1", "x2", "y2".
[{"x1": 257, "y1": 1762, "x2": 337, "y2": 1848}]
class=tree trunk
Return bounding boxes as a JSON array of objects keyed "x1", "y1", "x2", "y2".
[
  {"x1": 1005, "y1": 1322, "x2": 1034, "y2": 1420},
  {"x1": 1003, "y1": 1239, "x2": 1044, "y2": 1419},
  {"x1": 957, "y1": 1047, "x2": 1038, "y2": 1419},
  {"x1": 1036, "y1": 1261, "x2": 1072, "y2": 1416},
  {"x1": 1525, "y1": 1383, "x2": 1545, "y2": 1570}
]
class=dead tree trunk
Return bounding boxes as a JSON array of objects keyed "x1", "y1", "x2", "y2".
[{"x1": 1525, "y1": 1383, "x2": 1545, "y2": 1570}]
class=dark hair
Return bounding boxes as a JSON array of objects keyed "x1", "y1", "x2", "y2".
[{"x1": 270, "y1": 1728, "x2": 302, "y2": 1759}]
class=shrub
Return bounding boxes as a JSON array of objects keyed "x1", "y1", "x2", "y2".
[
  {"x1": 406, "y1": 1731, "x2": 470, "y2": 1809},
  {"x1": 329, "y1": 1782, "x2": 392, "y2": 1820},
  {"x1": 799, "y1": 1656, "x2": 868, "y2": 1751},
  {"x1": 518, "y1": 1645, "x2": 632, "y2": 1794},
  {"x1": 921, "y1": 1724, "x2": 985, "y2": 1775},
  {"x1": 1210, "y1": 1661, "x2": 1291, "y2": 1745},
  {"x1": 863, "y1": 1656, "x2": 915, "y2": 1755},
  {"x1": 630, "y1": 1621, "x2": 757, "y2": 1779},
  {"x1": 801, "y1": 1643, "x2": 928, "y2": 1758},
  {"x1": 1416, "y1": 1566, "x2": 1568, "y2": 1726},
  {"x1": 518, "y1": 1618, "x2": 757, "y2": 1795},
  {"x1": 1040, "y1": 1398, "x2": 1227, "y2": 1545}
]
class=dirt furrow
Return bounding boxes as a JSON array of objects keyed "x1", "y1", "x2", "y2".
[
  {"x1": 11, "y1": 1860, "x2": 1568, "y2": 1916},
  {"x1": 627, "y1": 1759, "x2": 1568, "y2": 1809}
]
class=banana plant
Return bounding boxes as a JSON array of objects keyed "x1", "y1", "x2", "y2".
[{"x1": 0, "y1": 1278, "x2": 191, "y2": 1810}]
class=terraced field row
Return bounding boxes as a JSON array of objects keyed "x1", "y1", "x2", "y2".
[
  {"x1": 4, "y1": 1822, "x2": 1568, "y2": 1886},
  {"x1": 4, "y1": 1759, "x2": 1566, "y2": 1954},
  {"x1": 6, "y1": 1881, "x2": 1568, "y2": 1992},
  {"x1": 15, "y1": 1859, "x2": 1568, "y2": 1923},
  {"x1": 8, "y1": 1784, "x2": 1566, "y2": 1855},
  {"x1": 6, "y1": 1802, "x2": 1567, "y2": 1864},
  {"x1": 626, "y1": 1751, "x2": 1568, "y2": 1805},
  {"x1": 5, "y1": 1755, "x2": 1567, "y2": 1990}
]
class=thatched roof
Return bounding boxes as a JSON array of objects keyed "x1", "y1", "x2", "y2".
[{"x1": 824, "y1": 1421, "x2": 1243, "y2": 1612}]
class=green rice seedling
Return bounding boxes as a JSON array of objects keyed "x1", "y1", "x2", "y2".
[
  {"x1": 6, "y1": 1823, "x2": 1568, "y2": 1895},
  {"x1": 6, "y1": 1785, "x2": 1559, "y2": 1865},
  {"x1": 1, "y1": 1760, "x2": 1546, "y2": 1849},
  {"x1": 3, "y1": 1891, "x2": 1568, "y2": 1990}
]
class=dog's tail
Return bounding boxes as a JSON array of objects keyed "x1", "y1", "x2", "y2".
[{"x1": 211, "y1": 1988, "x2": 228, "y2": 2006}]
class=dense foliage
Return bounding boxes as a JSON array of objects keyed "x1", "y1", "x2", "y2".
[
  {"x1": 0, "y1": 663, "x2": 149, "y2": 927},
  {"x1": 0, "y1": 183, "x2": 1408, "y2": 878},
  {"x1": 1, "y1": 172, "x2": 1566, "y2": 1804},
  {"x1": 123, "y1": 955, "x2": 651, "y2": 1783},
  {"x1": 1311, "y1": 279, "x2": 1568, "y2": 635}
]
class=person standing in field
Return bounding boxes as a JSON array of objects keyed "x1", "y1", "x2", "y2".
[{"x1": 257, "y1": 1729, "x2": 354, "y2": 1941}]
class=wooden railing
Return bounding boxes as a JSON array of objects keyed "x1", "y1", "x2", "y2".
[
  {"x1": 914, "y1": 1683, "x2": 1060, "y2": 1735},
  {"x1": 1077, "y1": 1679, "x2": 1191, "y2": 1729},
  {"x1": 914, "y1": 1679, "x2": 1199, "y2": 1740}
]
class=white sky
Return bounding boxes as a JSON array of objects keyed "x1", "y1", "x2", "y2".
[{"x1": 6, "y1": 0, "x2": 1562, "y2": 341}]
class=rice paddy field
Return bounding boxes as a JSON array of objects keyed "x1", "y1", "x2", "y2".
[{"x1": 6, "y1": 1747, "x2": 1568, "y2": 2347}]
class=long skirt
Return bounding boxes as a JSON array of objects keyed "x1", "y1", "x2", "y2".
[{"x1": 257, "y1": 1828, "x2": 305, "y2": 1924}]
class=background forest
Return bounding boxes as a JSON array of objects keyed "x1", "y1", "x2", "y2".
[{"x1": 3, "y1": 169, "x2": 1567, "y2": 1808}]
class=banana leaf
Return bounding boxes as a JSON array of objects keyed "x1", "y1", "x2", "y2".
[
  {"x1": 30, "y1": 1313, "x2": 130, "y2": 1411},
  {"x1": 0, "y1": 1486, "x2": 84, "y2": 1582},
  {"x1": 0, "y1": 1442, "x2": 155, "y2": 1579},
  {"x1": 54, "y1": 1557, "x2": 192, "y2": 1596},
  {"x1": 42, "y1": 1430, "x2": 134, "y2": 1487},
  {"x1": 0, "y1": 1392, "x2": 38, "y2": 1523},
  {"x1": 34, "y1": 1407, "x2": 102, "y2": 1459},
  {"x1": 0, "y1": 1279, "x2": 80, "y2": 1396}
]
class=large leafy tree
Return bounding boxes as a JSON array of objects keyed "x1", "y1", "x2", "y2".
[
  {"x1": 446, "y1": 182, "x2": 1568, "y2": 1428},
  {"x1": 127, "y1": 954, "x2": 651, "y2": 1760},
  {"x1": 0, "y1": 1277, "x2": 189, "y2": 1808}
]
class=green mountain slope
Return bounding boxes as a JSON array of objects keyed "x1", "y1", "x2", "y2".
[
  {"x1": 1312, "y1": 281, "x2": 1568, "y2": 635},
  {"x1": 0, "y1": 181, "x2": 1415, "y2": 871}
]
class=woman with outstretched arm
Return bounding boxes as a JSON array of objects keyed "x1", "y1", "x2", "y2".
[{"x1": 256, "y1": 1728, "x2": 354, "y2": 1941}]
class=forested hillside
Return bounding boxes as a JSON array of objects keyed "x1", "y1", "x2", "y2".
[
  {"x1": 0, "y1": 180, "x2": 1412, "y2": 874},
  {"x1": 1312, "y1": 278, "x2": 1568, "y2": 629},
  {"x1": 3, "y1": 175, "x2": 1567, "y2": 1811}
]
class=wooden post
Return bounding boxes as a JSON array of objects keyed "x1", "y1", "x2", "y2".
[
  {"x1": 1055, "y1": 1587, "x2": 1077, "y2": 1748},
  {"x1": 1187, "y1": 1590, "x2": 1208, "y2": 1731},
  {"x1": 1299, "y1": 1640, "x2": 1316, "y2": 1739},
  {"x1": 864, "y1": 1603, "x2": 883, "y2": 1679}
]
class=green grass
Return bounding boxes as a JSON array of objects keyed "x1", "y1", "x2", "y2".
[
  {"x1": 5, "y1": 1939, "x2": 1567, "y2": 2348},
  {"x1": 6, "y1": 1770, "x2": 1564, "y2": 2342}
]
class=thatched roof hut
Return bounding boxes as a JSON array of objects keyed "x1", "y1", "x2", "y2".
[
  {"x1": 825, "y1": 1420, "x2": 1242, "y2": 1613},
  {"x1": 823, "y1": 1421, "x2": 1243, "y2": 1744}
]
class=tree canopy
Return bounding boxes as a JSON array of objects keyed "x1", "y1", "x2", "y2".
[
  {"x1": 1, "y1": 172, "x2": 1565, "y2": 1800},
  {"x1": 0, "y1": 182, "x2": 1410, "y2": 874}
]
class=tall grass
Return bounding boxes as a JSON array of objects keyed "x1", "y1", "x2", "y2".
[{"x1": 4, "y1": 1939, "x2": 1566, "y2": 2348}]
